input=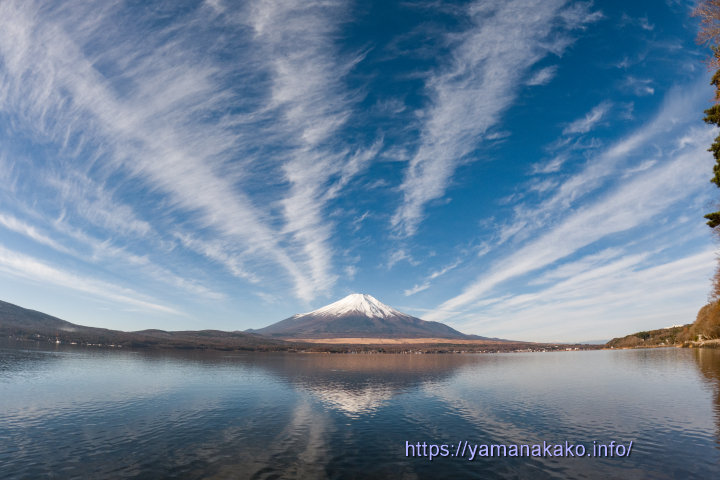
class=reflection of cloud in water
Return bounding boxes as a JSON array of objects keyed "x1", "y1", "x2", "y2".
[
  {"x1": 1, "y1": 343, "x2": 229, "y2": 428},
  {"x1": 207, "y1": 401, "x2": 333, "y2": 480}
]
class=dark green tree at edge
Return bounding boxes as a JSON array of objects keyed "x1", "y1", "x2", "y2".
[
  {"x1": 696, "y1": 3, "x2": 720, "y2": 228},
  {"x1": 694, "y1": 1, "x2": 720, "y2": 302},
  {"x1": 703, "y1": 47, "x2": 720, "y2": 227}
]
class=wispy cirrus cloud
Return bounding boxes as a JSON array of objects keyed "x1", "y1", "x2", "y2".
[
  {"x1": 1, "y1": 0, "x2": 292, "y2": 298},
  {"x1": 527, "y1": 65, "x2": 559, "y2": 86},
  {"x1": 494, "y1": 82, "x2": 706, "y2": 251},
  {"x1": 0, "y1": 0, "x2": 370, "y2": 304},
  {"x1": 391, "y1": 0, "x2": 602, "y2": 236},
  {"x1": 0, "y1": 245, "x2": 179, "y2": 315},
  {"x1": 459, "y1": 247, "x2": 714, "y2": 342},
  {"x1": 562, "y1": 101, "x2": 612, "y2": 135},
  {"x1": 620, "y1": 13, "x2": 655, "y2": 32},
  {"x1": 246, "y1": 0, "x2": 379, "y2": 298},
  {"x1": 622, "y1": 76, "x2": 655, "y2": 96},
  {"x1": 404, "y1": 259, "x2": 461, "y2": 296},
  {"x1": 426, "y1": 84, "x2": 714, "y2": 323},
  {"x1": 532, "y1": 154, "x2": 569, "y2": 174},
  {"x1": 0, "y1": 0, "x2": 711, "y2": 339},
  {"x1": 0, "y1": 213, "x2": 70, "y2": 254},
  {"x1": 0, "y1": 207, "x2": 225, "y2": 301}
]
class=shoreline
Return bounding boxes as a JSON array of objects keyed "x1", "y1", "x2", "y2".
[{"x1": 2, "y1": 335, "x2": 602, "y2": 354}]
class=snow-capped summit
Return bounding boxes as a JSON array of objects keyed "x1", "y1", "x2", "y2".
[
  {"x1": 305, "y1": 293, "x2": 403, "y2": 319},
  {"x1": 251, "y1": 293, "x2": 473, "y2": 339}
]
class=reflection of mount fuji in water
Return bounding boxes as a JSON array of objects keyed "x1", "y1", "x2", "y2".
[
  {"x1": 251, "y1": 293, "x2": 491, "y2": 341},
  {"x1": 247, "y1": 353, "x2": 484, "y2": 416}
]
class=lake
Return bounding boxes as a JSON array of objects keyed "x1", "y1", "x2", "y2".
[{"x1": 1, "y1": 341, "x2": 719, "y2": 479}]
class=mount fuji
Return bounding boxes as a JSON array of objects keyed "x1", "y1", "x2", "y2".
[{"x1": 251, "y1": 293, "x2": 478, "y2": 340}]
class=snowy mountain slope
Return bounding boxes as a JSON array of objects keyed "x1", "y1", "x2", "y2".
[
  {"x1": 251, "y1": 293, "x2": 476, "y2": 339},
  {"x1": 308, "y1": 294, "x2": 404, "y2": 319}
]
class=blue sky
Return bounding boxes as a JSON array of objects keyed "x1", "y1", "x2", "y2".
[{"x1": 0, "y1": 0, "x2": 716, "y2": 342}]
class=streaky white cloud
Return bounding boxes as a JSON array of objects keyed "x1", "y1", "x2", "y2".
[
  {"x1": 392, "y1": 0, "x2": 600, "y2": 236},
  {"x1": 562, "y1": 101, "x2": 612, "y2": 135},
  {"x1": 404, "y1": 259, "x2": 461, "y2": 296},
  {"x1": 620, "y1": 13, "x2": 655, "y2": 32},
  {"x1": 527, "y1": 178, "x2": 559, "y2": 194},
  {"x1": 623, "y1": 76, "x2": 655, "y2": 96},
  {"x1": 426, "y1": 121, "x2": 715, "y2": 322},
  {"x1": 41, "y1": 170, "x2": 153, "y2": 239},
  {"x1": 559, "y1": 1, "x2": 605, "y2": 25},
  {"x1": 506, "y1": 83, "x2": 707, "y2": 245},
  {"x1": 639, "y1": 16, "x2": 654, "y2": 31},
  {"x1": 0, "y1": 197, "x2": 225, "y2": 301},
  {"x1": 403, "y1": 283, "x2": 430, "y2": 296},
  {"x1": 460, "y1": 247, "x2": 714, "y2": 342},
  {"x1": 344, "y1": 265, "x2": 357, "y2": 281},
  {"x1": 386, "y1": 248, "x2": 418, "y2": 270},
  {"x1": 36, "y1": 206, "x2": 226, "y2": 301},
  {"x1": 86, "y1": 242, "x2": 226, "y2": 301},
  {"x1": 247, "y1": 0, "x2": 376, "y2": 297},
  {"x1": 0, "y1": 244, "x2": 179, "y2": 315},
  {"x1": 174, "y1": 233, "x2": 259, "y2": 283},
  {"x1": 527, "y1": 66, "x2": 558, "y2": 86},
  {"x1": 532, "y1": 154, "x2": 569, "y2": 174},
  {"x1": 0, "y1": 213, "x2": 70, "y2": 253},
  {"x1": 0, "y1": 0, "x2": 368, "y2": 302},
  {"x1": 500, "y1": 252, "x2": 652, "y2": 310},
  {"x1": 528, "y1": 247, "x2": 625, "y2": 285},
  {"x1": 622, "y1": 159, "x2": 657, "y2": 177}
]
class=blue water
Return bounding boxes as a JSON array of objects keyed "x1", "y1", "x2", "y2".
[{"x1": 1, "y1": 342, "x2": 719, "y2": 479}]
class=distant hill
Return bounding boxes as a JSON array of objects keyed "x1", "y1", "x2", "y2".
[
  {"x1": 606, "y1": 301, "x2": 720, "y2": 348},
  {"x1": 249, "y1": 293, "x2": 494, "y2": 340},
  {"x1": 0, "y1": 300, "x2": 81, "y2": 330},
  {"x1": 0, "y1": 299, "x2": 288, "y2": 351},
  {"x1": 606, "y1": 324, "x2": 692, "y2": 348}
]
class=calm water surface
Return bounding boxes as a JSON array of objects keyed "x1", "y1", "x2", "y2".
[{"x1": 2, "y1": 341, "x2": 720, "y2": 479}]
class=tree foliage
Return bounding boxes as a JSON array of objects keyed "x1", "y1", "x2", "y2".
[
  {"x1": 695, "y1": 1, "x2": 720, "y2": 55},
  {"x1": 694, "y1": 2, "x2": 720, "y2": 306},
  {"x1": 694, "y1": 2, "x2": 720, "y2": 227}
]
